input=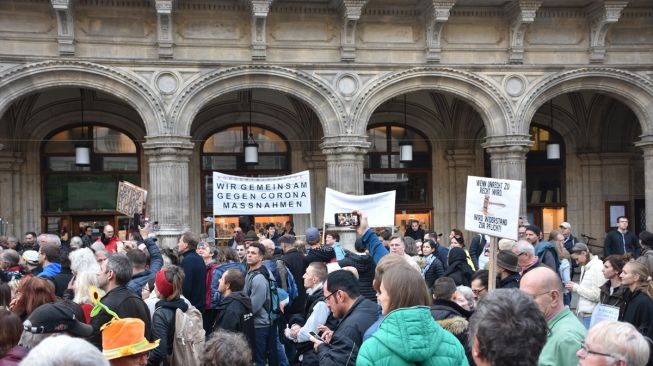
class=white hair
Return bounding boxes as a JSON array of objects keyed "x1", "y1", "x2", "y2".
[
  {"x1": 586, "y1": 320, "x2": 650, "y2": 366},
  {"x1": 513, "y1": 240, "x2": 534, "y2": 256},
  {"x1": 19, "y1": 335, "x2": 109, "y2": 366},
  {"x1": 457, "y1": 286, "x2": 475, "y2": 310},
  {"x1": 69, "y1": 248, "x2": 99, "y2": 274},
  {"x1": 73, "y1": 271, "x2": 104, "y2": 304}
]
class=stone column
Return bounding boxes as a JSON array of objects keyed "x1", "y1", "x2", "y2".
[
  {"x1": 445, "y1": 148, "x2": 477, "y2": 231},
  {"x1": 302, "y1": 151, "x2": 327, "y2": 229},
  {"x1": 483, "y1": 136, "x2": 531, "y2": 219},
  {"x1": 321, "y1": 136, "x2": 370, "y2": 250},
  {"x1": 143, "y1": 136, "x2": 194, "y2": 249},
  {"x1": 0, "y1": 151, "x2": 24, "y2": 236},
  {"x1": 636, "y1": 140, "x2": 653, "y2": 231}
]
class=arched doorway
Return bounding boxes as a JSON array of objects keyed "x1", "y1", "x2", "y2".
[{"x1": 41, "y1": 124, "x2": 140, "y2": 239}]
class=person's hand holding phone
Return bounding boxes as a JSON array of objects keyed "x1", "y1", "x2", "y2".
[
  {"x1": 354, "y1": 210, "x2": 369, "y2": 236},
  {"x1": 317, "y1": 325, "x2": 333, "y2": 343},
  {"x1": 309, "y1": 331, "x2": 325, "y2": 351}
]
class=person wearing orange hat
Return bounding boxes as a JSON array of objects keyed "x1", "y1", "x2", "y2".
[{"x1": 102, "y1": 317, "x2": 159, "y2": 366}]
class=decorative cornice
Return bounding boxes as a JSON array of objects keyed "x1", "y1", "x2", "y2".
[
  {"x1": 351, "y1": 67, "x2": 515, "y2": 133},
  {"x1": 50, "y1": 0, "x2": 76, "y2": 56},
  {"x1": 79, "y1": 0, "x2": 150, "y2": 7},
  {"x1": 176, "y1": 2, "x2": 247, "y2": 11},
  {"x1": 482, "y1": 134, "x2": 532, "y2": 151},
  {"x1": 0, "y1": 60, "x2": 168, "y2": 131},
  {"x1": 362, "y1": 6, "x2": 420, "y2": 16},
  {"x1": 423, "y1": 1, "x2": 457, "y2": 63},
  {"x1": 338, "y1": 0, "x2": 368, "y2": 61},
  {"x1": 154, "y1": 0, "x2": 174, "y2": 59},
  {"x1": 588, "y1": 1, "x2": 629, "y2": 63},
  {"x1": 169, "y1": 64, "x2": 346, "y2": 134},
  {"x1": 506, "y1": 1, "x2": 542, "y2": 64},
  {"x1": 449, "y1": 7, "x2": 504, "y2": 17}
]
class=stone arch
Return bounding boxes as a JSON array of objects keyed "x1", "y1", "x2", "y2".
[
  {"x1": 349, "y1": 68, "x2": 514, "y2": 136},
  {"x1": 0, "y1": 60, "x2": 166, "y2": 136},
  {"x1": 517, "y1": 68, "x2": 653, "y2": 136},
  {"x1": 171, "y1": 66, "x2": 345, "y2": 137}
]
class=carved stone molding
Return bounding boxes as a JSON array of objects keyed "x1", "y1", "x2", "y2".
[
  {"x1": 588, "y1": 1, "x2": 629, "y2": 63},
  {"x1": 155, "y1": 0, "x2": 174, "y2": 58},
  {"x1": 338, "y1": 0, "x2": 368, "y2": 61},
  {"x1": 517, "y1": 67, "x2": 653, "y2": 134},
  {"x1": 50, "y1": 0, "x2": 75, "y2": 56},
  {"x1": 350, "y1": 67, "x2": 515, "y2": 135},
  {"x1": 250, "y1": 0, "x2": 273, "y2": 60},
  {"x1": 170, "y1": 64, "x2": 346, "y2": 135},
  {"x1": 423, "y1": 1, "x2": 456, "y2": 63},
  {"x1": 0, "y1": 60, "x2": 169, "y2": 133},
  {"x1": 506, "y1": 0, "x2": 542, "y2": 64}
]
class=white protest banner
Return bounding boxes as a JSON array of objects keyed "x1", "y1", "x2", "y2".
[
  {"x1": 323, "y1": 188, "x2": 395, "y2": 227},
  {"x1": 116, "y1": 181, "x2": 147, "y2": 216},
  {"x1": 213, "y1": 171, "x2": 311, "y2": 215},
  {"x1": 464, "y1": 176, "x2": 522, "y2": 240}
]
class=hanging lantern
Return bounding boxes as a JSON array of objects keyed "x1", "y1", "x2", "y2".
[
  {"x1": 546, "y1": 142, "x2": 560, "y2": 160},
  {"x1": 400, "y1": 94, "x2": 413, "y2": 163},
  {"x1": 75, "y1": 145, "x2": 90, "y2": 166},
  {"x1": 244, "y1": 133, "x2": 259, "y2": 165}
]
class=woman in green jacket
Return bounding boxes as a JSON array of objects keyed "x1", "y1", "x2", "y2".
[{"x1": 356, "y1": 263, "x2": 468, "y2": 366}]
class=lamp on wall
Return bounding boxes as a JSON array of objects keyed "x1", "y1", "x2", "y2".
[
  {"x1": 75, "y1": 89, "x2": 91, "y2": 167},
  {"x1": 244, "y1": 91, "x2": 259, "y2": 165},
  {"x1": 546, "y1": 99, "x2": 560, "y2": 160},
  {"x1": 399, "y1": 94, "x2": 413, "y2": 163}
]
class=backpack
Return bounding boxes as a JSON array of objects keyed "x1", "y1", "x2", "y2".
[
  {"x1": 169, "y1": 305, "x2": 205, "y2": 366},
  {"x1": 253, "y1": 266, "x2": 282, "y2": 322},
  {"x1": 276, "y1": 260, "x2": 299, "y2": 307}
]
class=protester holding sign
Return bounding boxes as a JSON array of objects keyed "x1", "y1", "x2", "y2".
[{"x1": 566, "y1": 243, "x2": 604, "y2": 329}]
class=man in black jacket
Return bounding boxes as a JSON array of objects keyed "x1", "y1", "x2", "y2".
[
  {"x1": 604, "y1": 216, "x2": 639, "y2": 257},
  {"x1": 178, "y1": 231, "x2": 207, "y2": 311},
  {"x1": 311, "y1": 270, "x2": 378, "y2": 366},
  {"x1": 214, "y1": 268, "x2": 256, "y2": 355},
  {"x1": 126, "y1": 235, "x2": 163, "y2": 295},
  {"x1": 90, "y1": 253, "x2": 152, "y2": 349},
  {"x1": 431, "y1": 277, "x2": 473, "y2": 365}
]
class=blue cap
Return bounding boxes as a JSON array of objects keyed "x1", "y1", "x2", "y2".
[{"x1": 305, "y1": 227, "x2": 320, "y2": 243}]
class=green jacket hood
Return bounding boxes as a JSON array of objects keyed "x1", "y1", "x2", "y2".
[{"x1": 374, "y1": 306, "x2": 448, "y2": 362}]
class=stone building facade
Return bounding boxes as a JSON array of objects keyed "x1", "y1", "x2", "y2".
[{"x1": 0, "y1": 0, "x2": 652, "y2": 249}]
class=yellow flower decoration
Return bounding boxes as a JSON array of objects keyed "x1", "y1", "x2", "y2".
[
  {"x1": 89, "y1": 286, "x2": 119, "y2": 320},
  {"x1": 89, "y1": 286, "x2": 101, "y2": 306}
]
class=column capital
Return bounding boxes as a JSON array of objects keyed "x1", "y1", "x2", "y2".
[
  {"x1": 0, "y1": 152, "x2": 24, "y2": 172},
  {"x1": 320, "y1": 135, "x2": 370, "y2": 155},
  {"x1": 143, "y1": 135, "x2": 194, "y2": 160},
  {"x1": 445, "y1": 148, "x2": 475, "y2": 167},
  {"x1": 635, "y1": 135, "x2": 653, "y2": 155},
  {"x1": 483, "y1": 135, "x2": 531, "y2": 158}
]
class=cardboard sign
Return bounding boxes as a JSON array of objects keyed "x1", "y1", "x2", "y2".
[
  {"x1": 116, "y1": 181, "x2": 147, "y2": 216},
  {"x1": 323, "y1": 188, "x2": 396, "y2": 227},
  {"x1": 464, "y1": 176, "x2": 522, "y2": 240},
  {"x1": 213, "y1": 171, "x2": 311, "y2": 215}
]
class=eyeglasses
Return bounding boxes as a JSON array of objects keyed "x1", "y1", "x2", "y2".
[
  {"x1": 525, "y1": 290, "x2": 552, "y2": 300},
  {"x1": 325, "y1": 290, "x2": 339, "y2": 302},
  {"x1": 578, "y1": 342, "x2": 623, "y2": 360},
  {"x1": 472, "y1": 287, "x2": 486, "y2": 295}
]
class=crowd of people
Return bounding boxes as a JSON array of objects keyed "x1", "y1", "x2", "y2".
[{"x1": 0, "y1": 213, "x2": 652, "y2": 366}]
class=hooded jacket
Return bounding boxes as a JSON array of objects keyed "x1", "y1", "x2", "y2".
[
  {"x1": 210, "y1": 261, "x2": 247, "y2": 308},
  {"x1": 214, "y1": 291, "x2": 255, "y2": 353},
  {"x1": 148, "y1": 298, "x2": 190, "y2": 366},
  {"x1": 357, "y1": 306, "x2": 468, "y2": 366},
  {"x1": 37, "y1": 262, "x2": 61, "y2": 279},
  {"x1": 444, "y1": 248, "x2": 473, "y2": 287},
  {"x1": 127, "y1": 237, "x2": 163, "y2": 296},
  {"x1": 338, "y1": 252, "x2": 376, "y2": 303}
]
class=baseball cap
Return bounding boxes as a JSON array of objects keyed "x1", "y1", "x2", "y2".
[
  {"x1": 23, "y1": 302, "x2": 93, "y2": 337},
  {"x1": 22, "y1": 250, "x2": 39, "y2": 265},
  {"x1": 559, "y1": 222, "x2": 571, "y2": 229},
  {"x1": 305, "y1": 227, "x2": 320, "y2": 243}
]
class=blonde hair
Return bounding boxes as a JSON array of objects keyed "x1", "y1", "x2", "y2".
[
  {"x1": 585, "y1": 320, "x2": 649, "y2": 366},
  {"x1": 73, "y1": 271, "x2": 104, "y2": 304},
  {"x1": 625, "y1": 260, "x2": 653, "y2": 299}
]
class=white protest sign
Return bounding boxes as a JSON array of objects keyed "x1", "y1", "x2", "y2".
[
  {"x1": 464, "y1": 176, "x2": 522, "y2": 240},
  {"x1": 323, "y1": 188, "x2": 396, "y2": 227},
  {"x1": 589, "y1": 304, "x2": 620, "y2": 328},
  {"x1": 213, "y1": 171, "x2": 311, "y2": 215}
]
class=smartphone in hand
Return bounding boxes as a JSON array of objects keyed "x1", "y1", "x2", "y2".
[{"x1": 308, "y1": 331, "x2": 325, "y2": 343}]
